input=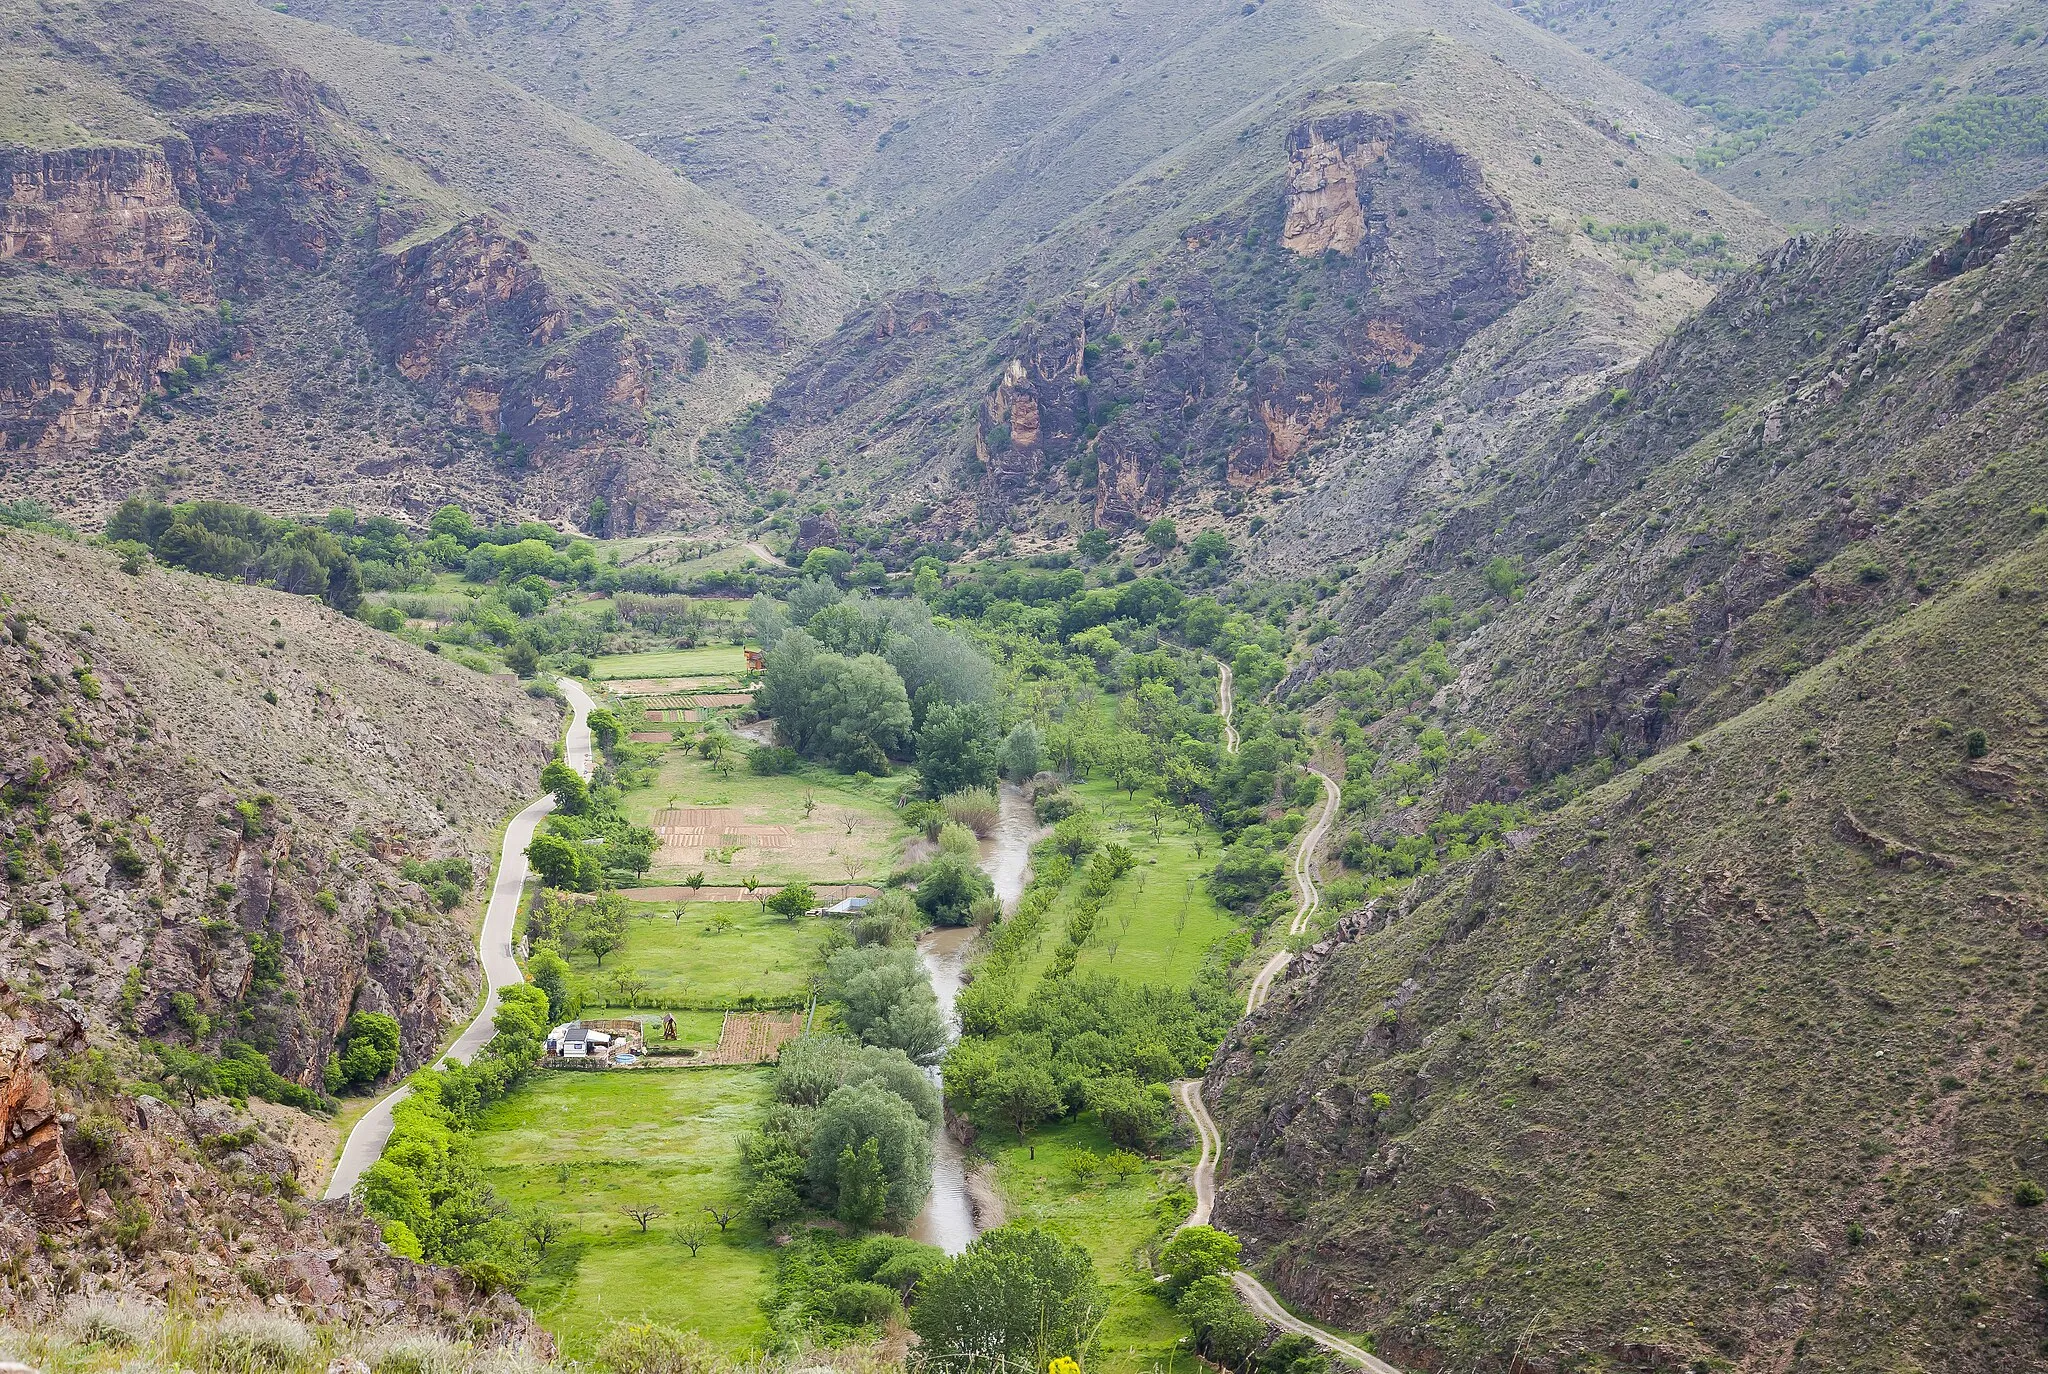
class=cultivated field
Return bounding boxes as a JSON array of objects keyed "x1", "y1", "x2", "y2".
[{"x1": 591, "y1": 646, "x2": 752, "y2": 680}]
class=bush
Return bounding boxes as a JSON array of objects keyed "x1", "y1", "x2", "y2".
[
  {"x1": 915, "y1": 853, "x2": 993, "y2": 927},
  {"x1": 193, "y1": 1313, "x2": 314, "y2": 1374},
  {"x1": 59, "y1": 1297, "x2": 161, "y2": 1349},
  {"x1": 749, "y1": 745, "x2": 800, "y2": 775},
  {"x1": 941, "y1": 786, "x2": 1000, "y2": 838},
  {"x1": 2017, "y1": 1179, "x2": 2045, "y2": 1208},
  {"x1": 830, "y1": 1280, "x2": 900, "y2": 1324},
  {"x1": 1033, "y1": 789, "x2": 1081, "y2": 823},
  {"x1": 592, "y1": 1322, "x2": 723, "y2": 1374},
  {"x1": 910, "y1": 1224, "x2": 1103, "y2": 1370}
]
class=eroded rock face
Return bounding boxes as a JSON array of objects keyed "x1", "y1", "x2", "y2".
[
  {"x1": 372, "y1": 217, "x2": 565, "y2": 390},
  {"x1": 0, "y1": 298, "x2": 194, "y2": 452},
  {"x1": 0, "y1": 998, "x2": 87, "y2": 1222},
  {"x1": 749, "y1": 107, "x2": 1528, "y2": 533},
  {"x1": 0, "y1": 146, "x2": 215, "y2": 299}
]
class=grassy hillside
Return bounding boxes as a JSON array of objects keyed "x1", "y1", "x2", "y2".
[
  {"x1": 1512, "y1": 0, "x2": 2048, "y2": 229},
  {"x1": 1210, "y1": 536, "x2": 2048, "y2": 1369}
]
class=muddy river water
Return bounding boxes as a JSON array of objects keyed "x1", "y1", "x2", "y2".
[{"x1": 908, "y1": 781, "x2": 1037, "y2": 1252}]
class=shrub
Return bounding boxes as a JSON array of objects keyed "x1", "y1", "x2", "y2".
[
  {"x1": 60, "y1": 1297, "x2": 161, "y2": 1348},
  {"x1": 941, "y1": 787, "x2": 1000, "y2": 838},
  {"x1": 1966, "y1": 728, "x2": 1989, "y2": 759},
  {"x1": 592, "y1": 1321, "x2": 723, "y2": 1374},
  {"x1": 193, "y1": 1313, "x2": 313, "y2": 1374},
  {"x1": 749, "y1": 745, "x2": 800, "y2": 775},
  {"x1": 1033, "y1": 789, "x2": 1081, "y2": 823},
  {"x1": 365, "y1": 1333, "x2": 468, "y2": 1374},
  {"x1": 830, "y1": 1280, "x2": 899, "y2": 1324},
  {"x1": 2017, "y1": 1180, "x2": 2045, "y2": 1208}
]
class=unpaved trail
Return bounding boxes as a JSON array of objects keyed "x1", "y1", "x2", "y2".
[
  {"x1": 744, "y1": 540, "x2": 783, "y2": 567},
  {"x1": 1244, "y1": 766, "x2": 1341, "y2": 1016},
  {"x1": 1219, "y1": 659, "x2": 1239, "y2": 754},
  {"x1": 324, "y1": 679, "x2": 595, "y2": 1200},
  {"x1": 1176, "y1": 1077, "x2": 1400, "y2": 1373}
]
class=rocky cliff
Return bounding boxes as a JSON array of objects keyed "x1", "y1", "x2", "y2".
[
  {"x1": 0, "y1": 532, "x2": 556, "y2": 1079},
  {"x1": 754, "y1": 107, "x2": 1533, "y2": 540},
  {"x1": 0, "y1": 986, "x2": 544, "y2": 1340},
  {"x1": 0, "y1": 145, "x2": 215, "y2": 299}
]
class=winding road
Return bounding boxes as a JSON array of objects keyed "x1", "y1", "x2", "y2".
[
  {"x1": 1218, "y1": 659, "x2": 1240, "y2": 755},
  {"x1": 1174, "y1": 757, "x2": 1393, "y2": 1370},
  {"x1": 1244, "y1": 766, "x2": 1341, "y2": 1016},
  {"x1": 323, "y1": 678, "x2": 595, "y2": 1200}
]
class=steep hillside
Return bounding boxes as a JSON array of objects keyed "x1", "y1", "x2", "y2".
[
  {"x1": 279, "y1": 0, "x2": 1715, "y2": 285},
  {"x1": 1200, "y1": 181, "x2": 2048, "y2": 1371},
  {"x1": 1210, "y1": 538, "x2": 2048, "y2": 1370},
  {"x1": 735, "y1": 34, "x2": 1775, "y2": 549},
  {"x1": 0, "y1": 0, "x2": 848, "y2": 531},
  {"x1": 1511, "y1": 0, "x2": 2048, "y2": 229},
  {"x1": 0, "y1": 531, "x2": 558, "y2": 1325}
]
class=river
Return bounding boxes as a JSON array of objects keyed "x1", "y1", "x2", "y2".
[{"x1": 908, "y1": 781, "x2": 1037, "y2": 1252}]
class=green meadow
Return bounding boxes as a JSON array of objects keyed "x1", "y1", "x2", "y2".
[
  {"x1": 564, "y1": 901, "x2": 828, "y2": 1007},
  {"x1": 471, "y1": 1069, "x2": 777, "y2": 1359}
]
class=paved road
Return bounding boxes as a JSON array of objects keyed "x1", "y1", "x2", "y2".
[
  {"x1": 1218, "y1": 659, "x2": 1240, "y2": 755},
  {"x1": 1244, "y1": 766, "x2": 1341, "y2": 1016},
  {"x1": 324, "y1": 679, "x2": 595, "y2": 1200},
  {"x1": 1176, "y1": 1077, "x2": 1401, "y2": 1374}
]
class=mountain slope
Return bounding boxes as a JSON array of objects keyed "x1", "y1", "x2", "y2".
[
  {"x1": 0, "y1": 0, "x2": 850, "y2": 530},
  {"x1": 1211, "y1": 535, "x2": 2048, "y2": 1370},
  {"x1": 1507, "y1": 0, "x2": 2048, "y2": 229},
  {"x1": 733, "y1": 32, "x2": 1776, "y2": 550},
  {"x1": 0, "y1": 529, "x2": 558, "y2": 1326},
  {"x1": 1203, "y1": 181, "x2": 2048, "y2": 1372}
]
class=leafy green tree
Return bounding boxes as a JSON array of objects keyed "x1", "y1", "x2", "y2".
[
  {"x1": 980, "y1": 1062, "x2": 1063, "y2": 1154},
  {"x1": 525, "y1": 946, "x2": 573, "y2": 1023},
  {"x1": 808, "y1": 1082, "x2": 933, "y2": 1223},
  {"x1": 916, "y1": 699, "x2": 1001, "y2": 796},
  {"x1": 1187, "y1": 529, "x2": 1232, "y2": 567},
  {"x1": 334, "y1": 1011, "x2": 402, "y2": 1091},
  {"x1": 504, "y1": 637, "x2": 540, "y2": 678},
  {"x1": 1083, "y1": 1074, "x2": 1173, "y2": 1149},
  {"x1": 154, "y1": 1044, "x2": 217, "y2": 1105},
  {"x1": 579, "y1": 894, "x2": 629, "y2": 968},
  {"x1": 525, "y1": 830, "x2": 589, "y2": 890},
  {"x1": 826, "y1": 946, "x2": 947, "y2": 1062},
  {"x1": 1143, "y1": 517, "x2": 1179, "y2": 553},
  {"x1": 1157, "y1": 1225, "x2": 1242, "y2": 1293},
  {"x1": 909, "y1": 1224, "x2": 1103, "y2": 1370},
  {"x1": 541, "y1": 759, "x2": 588, "y2": 814},
  {"x1": 801, "y1": 546, "x2": 854, "y2": 581},
  {"x1": 998, "y1": 721, "x2": 1043, "y2": 781},
  {"x1": 767, "y1": 881, "x2": 817, "y2": 922},
  {"x1": 835, "y1": 1138, "x2": 890, "y2": 1228},
  {"x1": 586, "y1": 709, "x2": 623, "y2": 752},
  {"x1": 1177, "y1": 1275, "x2": 1267, "y2": 1370},
  {"x1": 914, "y1": 853, "x2": 993, "y2": 927}
]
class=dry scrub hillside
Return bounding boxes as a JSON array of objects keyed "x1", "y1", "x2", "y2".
[
  {"x1": 738, "y1": 33, "x2": 1777, "y2": 547},
  {"x1": 1212, "y1": 537, "x2": 2048, "y2": 1371},
  {"x1": 0, "y1": 0, "x2": 848, "y2": 531},
  {"x1": 0, "y1": 533, "x2": 557, "y2": 1332},
  {"x1": 0, "y1": 531, "x2": 555, "y2": 1078},
  {"x1": 1510, "y1": 0, "x2": 2048, "y2": 229}
]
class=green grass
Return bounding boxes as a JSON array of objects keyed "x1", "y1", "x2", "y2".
[
  {"x1": 591, "y1": 646, "x2": 751, "y2": 680},
  {"x1": 1018, "y1": 778, "x2": 1238, "y2": 990},
  {"x1": 470, "y1": 1069, "x2": 777, "y2": 1359},
  {"x1": 983, "y1": 1117, "x2": 1196, "y2": 1374},
  {"x1": 616, "y1": 732, "x2": 912, "y2": 884},
  {"x1": 566, "y1": 901, "x2": 828, "y2": 1007}
]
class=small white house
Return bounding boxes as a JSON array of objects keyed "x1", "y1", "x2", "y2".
[{"x1": 545, "y1": 1021, "x2": 613, "y2": 1059}]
